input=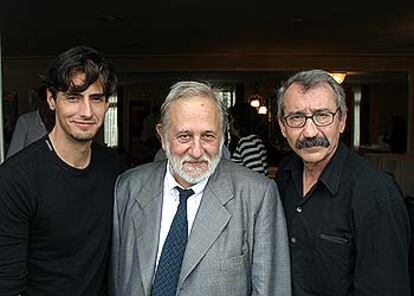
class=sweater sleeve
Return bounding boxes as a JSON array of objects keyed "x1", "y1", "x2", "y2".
[{"x1": 0, "y1": 166, "x2": 32, "y2": 295}]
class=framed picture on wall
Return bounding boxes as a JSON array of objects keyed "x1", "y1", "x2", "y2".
[{"x1": 129, "y1": 100, "x2": 152, "y2": 163}]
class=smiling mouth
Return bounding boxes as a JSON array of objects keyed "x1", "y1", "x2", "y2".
[
  {"x1": 184, "y1": 161, "x2": 208, "y2": 167},
  {"x1": 302, "y1": 146, "x2": 323, "y2": 151},
  {"x1": 74, "y1": 122, "x2": 96, "y2": 129},
  {"x1": 185, "y1": 161, "x2": 205, "y2": 165}
]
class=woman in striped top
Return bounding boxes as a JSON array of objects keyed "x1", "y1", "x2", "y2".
[{"x1": 230, "y1": 103, "x2": 269, "y2": 175}]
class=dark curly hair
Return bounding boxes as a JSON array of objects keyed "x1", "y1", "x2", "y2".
[{"x1": 42, "y1": 46, "x2": 117, "y2": 100}]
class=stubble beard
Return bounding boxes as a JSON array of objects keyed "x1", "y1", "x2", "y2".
[
  {"x1": 69, "y1": 130, "x2": 97, "y2": 142},
  {"x1": 58, "y1": 117, "x2": 101, "y2": 143}
]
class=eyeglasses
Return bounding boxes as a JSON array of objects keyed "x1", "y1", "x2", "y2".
[{"x1": 283, "y1": 108, "x2": 340, "y2": 128}]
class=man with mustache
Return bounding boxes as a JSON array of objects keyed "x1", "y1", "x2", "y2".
[
  {"x1": 109, "y1": 81, "x2": 291, "y2": 296},
  {"x1": 275, "y1": 69, "x2": 410, "y2": 296},
  {"x1": 0, "y1": 46, "x2": 119, "y2": 295}
]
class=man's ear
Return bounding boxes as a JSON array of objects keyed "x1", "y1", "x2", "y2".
[
  {"x1": 156, "y1": 123, "x2": 167, "y2": 151},
  {"x1": 46, "y1": 89, "x2": 56, "y2": 111},
  {"x1": 278, "y1": 118, "x2": 287, "y2": 138}
]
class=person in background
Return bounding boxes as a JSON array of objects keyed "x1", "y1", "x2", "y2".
[
  {"x1": 388, "y1": 114, "x2": 407, "y2": 154},
  {"x1": 110, "y1": 81, "x2": 291, "y2": 296},
  {"x1": 141, "y1": 105, "x2": 160, "y2": 143},
  {"x1": 6, "y1": 86, "x2": 55, "y2": 158},
  {"x1": 275, "y1": 69, "x2": 410, "y2": 296},
  {"x1": 230, "y1": 103, "x2": 269, "y2": 175},
  {"x1": 0, "y1": 46, "x2": 119, "y2": 295},
  {"x1": 138, "y1": 105, "x2": 162, "y2": 162}
]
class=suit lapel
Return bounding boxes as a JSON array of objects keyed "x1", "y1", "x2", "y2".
[
  {"x1": 178, "y1": 162, "x2": 233, "y2": 287},
  {"x1": 133, "y1": 163, "x2": 166, "y2": 296}
]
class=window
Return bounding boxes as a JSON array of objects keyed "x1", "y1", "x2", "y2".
[
  {"x1": 104, "y1": 95, "x2": 118, "y2": 147},
  {"x1": 218, "y1": 87, "x2": 236, "y2": 108},
  {"x1": 353, "y1": 86, "x2": 361, "y2": 149},
  {"x1": 217, "y1": 86, "x2": 236, "y2": 145}
]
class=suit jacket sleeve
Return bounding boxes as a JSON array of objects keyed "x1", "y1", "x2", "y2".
[
  {"x1": 252, "y1": 180, "x2": 292, "y2": 296},
  {"x1": 6, "y1": 115, "x2": 28, "y2": 158},
  {"x1": 108, "y1": 176, "x2": 123, "y2": 296}
]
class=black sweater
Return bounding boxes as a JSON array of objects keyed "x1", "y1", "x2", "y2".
[{"x1": 0, "y1": 137, "x2": 119, "y2": 296}]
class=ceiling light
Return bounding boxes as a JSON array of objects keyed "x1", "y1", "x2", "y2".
[
  {"x1": 250, "y1": 99, "x2": 260, "y2": 108},
  {"x1": 258, "y1": 106, "x2": 267, "y2": 114},
  {"x1": 329, "y1": 72, "x2": 347, "y2": 84}
]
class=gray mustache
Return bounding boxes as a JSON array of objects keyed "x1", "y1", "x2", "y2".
[{"x1": 295, "y1": 137, "x2": 330, "y2": 149}]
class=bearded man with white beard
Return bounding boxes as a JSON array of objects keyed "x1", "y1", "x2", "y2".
[{"x1": 109, "y1": 81, "x2": 291, "y2": 296}]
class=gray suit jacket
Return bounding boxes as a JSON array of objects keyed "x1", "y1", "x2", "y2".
[{"x1": 109, "y1": 159, "x2": 291, "y2": 296}]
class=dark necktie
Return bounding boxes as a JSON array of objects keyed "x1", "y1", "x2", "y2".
[{"x1": 151, "y1": 186, "x2": 195, "y2": 296}]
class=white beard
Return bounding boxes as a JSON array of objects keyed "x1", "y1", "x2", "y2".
[{"x1": 166, "y1": 144, "x2": 222, "y2": 185}]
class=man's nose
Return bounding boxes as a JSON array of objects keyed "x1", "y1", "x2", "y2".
[
  {"x1": 189, "y1": 139, "x2": 203, "y2": 159},
  {"x1": 302, "y1": 118, "x2": 319, "y2": 138},
  {"x1": 79, "y1": 99, "x2": 92, "y2": 117}
]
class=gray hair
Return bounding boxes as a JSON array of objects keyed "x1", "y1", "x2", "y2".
[
  {"x1": 160, "y1": 81, "x2": 228, "y2": 139},
  {"x1": 277, "y1": 69, "x2": 347, "y2": 119}
]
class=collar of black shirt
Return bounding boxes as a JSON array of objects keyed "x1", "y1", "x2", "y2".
[{"x1": 280, "y1": 142, "x2": 349, "y2": 197}]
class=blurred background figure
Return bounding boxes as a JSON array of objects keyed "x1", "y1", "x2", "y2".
[
  {"x1": 140, "y1": 105, "x2": 162, "y2": 162},
  {"x1": 141, "y1": 105, "x2": 160, "y2": 143},
  {"x1": 388, "y1": 114, "x2": 407, "y2": 154},
  {"x1": 6, "y1": 86, "x2": 55, "y2": 158},
  {"x1": 229, "y1": 103, "x2": 269, "y2": 175}
]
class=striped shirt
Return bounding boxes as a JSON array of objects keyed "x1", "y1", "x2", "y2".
[{"x1": 231, "y1": 134, "x2": 269, "y2": 175}]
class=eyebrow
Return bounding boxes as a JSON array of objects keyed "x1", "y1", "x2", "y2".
[
  {"x1": 202, "y1": 130, "x2": 218, "y2": 135},
  {"x1": 175, "y1": 130, "x2": 191, "y2": 135},
  {"x1": 286, "y1": 108, "x2": 331, "y2": 115},
  {"x1": 63, "y1": 92, "x2": 81, "y2": 97},
  {"x1": 90, "y1": 93, "x2": 105, "y2": 98},
  {"x1": 64, "y1": 92, "x2": 105, "y2": 98},
  {"x1": 309, "y1": 108, "x2": 333, "y2": 114},
  {"x1": 175, "y1": 129, "x2": 218, "y2": 135}
]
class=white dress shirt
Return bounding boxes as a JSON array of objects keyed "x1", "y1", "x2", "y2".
[{"x1": 155, "y1": 163, "x2": 208, "y2": 267}]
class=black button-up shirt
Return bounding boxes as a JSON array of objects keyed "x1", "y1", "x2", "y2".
[{"x1": 276, "y1": 142, "x2": 410, "y2": 296}]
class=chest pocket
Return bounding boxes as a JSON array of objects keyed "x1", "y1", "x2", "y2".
[{"x1": 305, "y1": 233, "x2": 354, "y2": 296}]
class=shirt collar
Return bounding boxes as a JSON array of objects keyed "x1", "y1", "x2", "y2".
[
  {"x1": 280, "y1": 142, "x2": 349, "y2": 197},
  {"x1": 165, "y1": 161, "x2": 209, "y2": 197},
  {"x1": 318, "y1": 142, "x2": 348, "y2": 196},
  {"x1": 280, "y1": 153, "x2": 302, "y2": 181}
]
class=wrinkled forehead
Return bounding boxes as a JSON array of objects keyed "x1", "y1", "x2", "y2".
[
  {"x1": 169, "y1": 96, "x2": 221, "y2": 121},
  {"x1": 283, "y1": 82, "x2": 337, "y2": 110}
]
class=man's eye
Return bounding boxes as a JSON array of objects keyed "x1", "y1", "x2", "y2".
[
  {"x1": 203, "y1": 134, "x2": 216, "y2": 141},
  {"x1": 289, "y1": 115, "x2": 304, "y2": 122},
  {"x1": 66, "y1": 96, "x2": 80, "y2": 102},
  {"x1": 91, "y1": 96, "x2": 105, "y2": 103},
  {"x1": 178, "y1": 134, "x2": 190, "y2": 142},
  {"x1": 315, "y1": 113, "x2": 330, "y2": 120}
]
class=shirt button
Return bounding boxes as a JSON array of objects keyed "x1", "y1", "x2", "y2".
[
  {"x1": 296, "y1": 206, "x2": 302, "y2": 213},
  {"x1": 291, "y1": 237, "x2": 297, "y2": 244}
]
